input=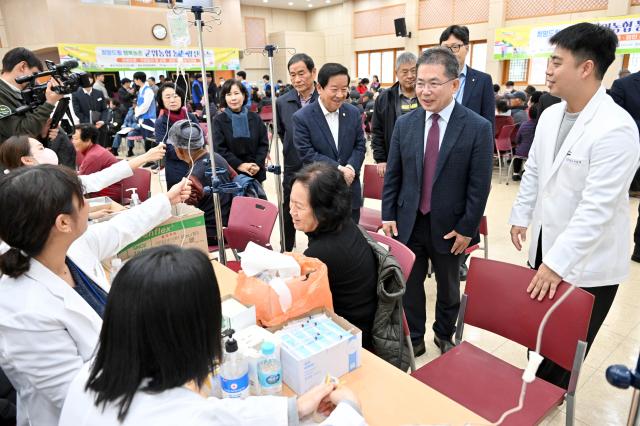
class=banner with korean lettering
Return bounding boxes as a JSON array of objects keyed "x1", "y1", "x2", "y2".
[
  {"x1": 57, "y1": 43, "x2": 240, "y2": 71},
  {"x1": 494, "y1": 14, "x2": 640, "y2": 60}
]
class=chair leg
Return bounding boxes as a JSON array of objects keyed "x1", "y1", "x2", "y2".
[
  {"x1": 565, "y1": 340, "x2": 587, "y2": 426},
  {"x1": 405, "y1": 334, "x2": 416, "y2": 373},
  {"x1": 497, "y1": 156, "x2": 502, "y2": 184},
  {"x1": 484, "y1": 236, "x2": 489, "y2": 259},
  {"x1": 565, "y1": 393, "x2": 575, "y2": 426},
  {"x1": 454, "y1": 294, "x2": 467, "y2": 345},
  {"x1": 506, "y1": 156, "x2": 515, "y2": 186}
]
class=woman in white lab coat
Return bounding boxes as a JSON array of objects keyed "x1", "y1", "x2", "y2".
[
  {"x1": 0, "y1": 134, "x2": 165, "y2": 195},
  {"x1": 0, "y1": 165, "x2": 191, "y2": 426},
  {"x1": 60, "y1": 246, "x2": 366, "y2": 426}
]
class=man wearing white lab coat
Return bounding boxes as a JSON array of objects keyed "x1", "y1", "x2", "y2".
[{"x1": 509, "y1": 23, "x2": 640, "y2": 388}]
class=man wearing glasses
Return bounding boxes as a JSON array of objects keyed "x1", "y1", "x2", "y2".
[
  {"x1": 440, "y1": 25, "x2": 495, "y2": 282},
  {"x1": 382, "y1": 48, "x2": 493, "y2": 357},
  {"x1": 370, "y1": 52, "x2": 418, "y2": 178}
]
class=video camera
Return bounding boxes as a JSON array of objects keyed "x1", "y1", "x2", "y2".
[
  {"x1": 4, "y1": 59, "x2": 90, "y2": 134},
  {"x1": 15, "y1": 59, "x2": 90, "y2": 108}
]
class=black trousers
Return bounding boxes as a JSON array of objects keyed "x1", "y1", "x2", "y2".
[
  {"x1": 0, "y1": 367, "x2": 16, "y2": 424},
  {"x1": 533, "y1": 231, "x2": 619, "y2": 389},
  {"x1": 282, "y1": 173, "x2": 297, "y2": 252},
  {"x1": 351, "y1": 208, "x2": 360, "y2": 224},
  {"x1": 404, "y1": 213, "x2": 463, "y2": 342}
]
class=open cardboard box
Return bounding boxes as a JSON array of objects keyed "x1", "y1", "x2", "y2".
[{"x1": 268, "y1": 308, "x2": 362, "y2": 395}]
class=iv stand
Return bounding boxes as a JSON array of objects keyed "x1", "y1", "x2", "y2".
[
  {"x1": 606, "y1": 350, "x2": 640, "y2": 426},
  {"x1": 244, "y1": 45, "x2": 295, "y2": 253},
  {"x1": 168, "y1": 2, "x2": 227, "y2": 264}
]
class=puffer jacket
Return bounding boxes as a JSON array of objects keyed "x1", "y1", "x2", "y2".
[{"x1": 358, "y1": 227, "x2": 410, "y2": 371}]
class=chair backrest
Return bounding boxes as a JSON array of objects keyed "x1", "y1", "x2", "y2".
[
  {"x1": 362, "y1": 164, "x2": 384, "y2": 200},
  {"x1": 478, "y1": 215, "x2": 488, "y2": 236},
  {"x1": 198, "y1": 122, "x2": 209, "y2": 138},
  {"x1": 249, "y1": 103, "x2": 258, "y2": 113},
  {"x1": 225, "y1": 196, "x2": 279, "y2": 251},
  {"x1": 120, "y1": 168, "x2": 152, "y2": 202},
  {"x1": 464, "y1": 257, "x2": 594, "y2": 371},
  {"x1": 367, "y1": 231, "x2": 415, "y2": 281},
  {"x1": 495, "y1": 124, "x2": 515, "y2": 151}
]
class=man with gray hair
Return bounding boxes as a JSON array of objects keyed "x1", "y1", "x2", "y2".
[
  {"x1": 370, "y1": 52, "x2": 417, "y2": 177},
  {"x1": 382, "y1": 48, "x2": 493, "y2": 356}
]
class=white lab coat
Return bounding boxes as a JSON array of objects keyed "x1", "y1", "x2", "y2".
[
  {"x1": 509, "y1": 87, "x2": 640, "y2": 287},
  {"x1": 79, "y1": 160, "x2": 133, "y2": 195},
  {"x1": 0, "y1": 195, "x2": 172, "y2": 426},
  {"x1": 60, "y1": 364, "x2": 366, "y2": 426}
]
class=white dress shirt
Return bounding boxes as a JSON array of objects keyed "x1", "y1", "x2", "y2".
[
  {"x1": 318, "y1": 98, "x2": 340, "y2": 149},
  {"x1": 423, "y1": 98, "x2": 455, "y2": 153}
]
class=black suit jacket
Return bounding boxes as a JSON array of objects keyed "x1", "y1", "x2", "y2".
[
  {"x1": 72, "y1": 88, "x2": 108, "y2": 124},
  {"x1": 370, "y1": 81, "x2": 400, "y2": 163},
  {"x1": 293, "y1": 101, "x2": 366, "y2": 209},
  {"x1": 382, "y1": 103, "x2": 493, "y2": 253},
  {"x1": 276, "y1": 88, "x2": 319, "y2": 174},
  {"x1": 460, "y1": 67, "x2": 495, "y2": 134},
  {"x1": 610, "y1": 72, "x2": 640, "y2": 132}
]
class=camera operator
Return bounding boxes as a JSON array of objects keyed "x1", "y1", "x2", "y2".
[{"x1": 0, "y1": 47, "x2": 64, "y2": 143}]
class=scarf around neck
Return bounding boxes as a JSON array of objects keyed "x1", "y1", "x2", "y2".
[{"x1": 224, "y1": 106, "x2": 250, "y2": 138}]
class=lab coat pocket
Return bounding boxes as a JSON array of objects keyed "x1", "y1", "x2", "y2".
[{"x1": 560, "y1": 157, "x2": 589, "y2": 191}]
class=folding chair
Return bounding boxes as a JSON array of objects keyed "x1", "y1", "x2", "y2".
[
  {"x1": 367, "y1": 231, "x2": 417, "y2": 373},
  {"x1": 259, "y1": 104, "x2": 273, "y2": 123},
  {"x1": 209, "y1": 196, "x2": 279, "y2": 272},
  {"x1": 120, "y1": 168, "x2": 152, "y2": 204},
  {"x1": 506, "y1": 153, "x2": 528, "y2": 186},
  {"x1": 411, "y1": 257, "x2": 594, "y2": 425},
  {"x1": 359, "y1": 164, "x2": 384, "y2": 232},
  {"x1": 464, "y1": 215, "x2": 488, "y2": 258},
  {"x1": 495, "y1": 124, "x2": 516, "y2": 184}
]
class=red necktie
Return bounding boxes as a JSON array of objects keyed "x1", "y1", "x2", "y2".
[{"x1": 419, "y1": 113, "x2": 440, "y2": 215}]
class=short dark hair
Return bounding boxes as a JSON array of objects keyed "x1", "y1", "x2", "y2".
[
  {"x1": 0, "y1": 135, "x2": 31, "y2": 170},
  {"x1": 262, "y1": 74, "x2": 270, "y2": 81},
  {"x1": 439, "y1": 25, "x2": 470, "y2": 45},
  {"x1": 148, "y1": 76, "x2": 156, "y2": 82},
  {"x1": 493, "y1": 84, "x2": 500, "y2": 93},
  {"x1": 2, "y1": 47, "x2": 43, "y2": 73},
  {"x1": 524, "y1": 85, "x2": 536, "y2": 96},
  {"x1": 133, "y1": 71, "x2": 147, "y2": 83},
  {"x1": 159, "y1": 75, "x2": 165, "y2": 79},
  {"x1": 85, "y1": 246, "x2": 223, "y2": 422},
  {"x1": 293, "y1": 162, "x2": 351, "y2": 234},
  {"x1": 236, "y1": 70, "x2": 247, "y2": 80},
  {"x1": 359, "y1": 78, "x2": 369, "y2": 85},
  {"x1": 496, "y1": 99, "x2": 509, "y2": 113},
  {"x1": 528, "y1": 104, "x2": 539, "y2": 120},
  {"x1": 529, "y1": 90, "x2": 543, "y2": 104},
  {"x1": 317, "y1": 63, "x2": 350, "y2": 88},
  {"x1": 156, "y1": 82, "x2": 185, "y2": 111},
  {"x1": 109, "y1": 98, "x2": 120, "y2": 108},
  {"x1": 0, "y1": 165, "x2": 84, "y2": 278},
  {"x1": 219, "y1": 79, "x2": 248, "y2": 109},
  {"x1": 506, "y1": 80, "x2": 515, "y2": 86},
  {"x1": 549, "y1": 22, "x2": 618, "y2": 80},
  {"x1": 120, "y1": 78, "x2": 131, "y2": 85},
  {"x1": 417, "y1": 48, "x2": 460, "y2": 80},
  {"x1": 287, "y1": 53, "x2": 315, "y2": 73},
  {"x1": 78, "y1": 124, "x2": 100, "y2": 144}
]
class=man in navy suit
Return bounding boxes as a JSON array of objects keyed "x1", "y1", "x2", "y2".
[
  {"x1": 382, "y1": 48, "x2": 493, "y2": 356},
  {"x1": 276, "y1": 53, "x2": 319, "y2": 251},
  {"x1": 610, "y1": 70, "x2": 640, "y2": 261},
  {"x1": 293, "y1": 63, "x2": 366, "y2": 222},
  {"x1": 440, "y1": 25, "x2": 495, "y2": 281}
]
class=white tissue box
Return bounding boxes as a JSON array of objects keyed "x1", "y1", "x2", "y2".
[{"x1": 221, "y1": 296, "x2": 256, "y2": 333}]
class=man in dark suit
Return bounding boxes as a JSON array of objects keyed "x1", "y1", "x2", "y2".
[
  {"x1": 610, "y1": 71, "x2": 640, "y2": 261},
  {"x1": 293, "y1": 63, "x2": 366, "y2": 222},
  {"x1": 382, "y1": 48, "x2": 493, "y2": 356},
  {"x1": 72, "y1": 80, "x2": 109, "y2": 147},
  {"x1": 440, "y1": 24, "x2": 495, "y2": 281},
  {"x1": 276, "y1": 53, "x2": 319, "y2": 251}
]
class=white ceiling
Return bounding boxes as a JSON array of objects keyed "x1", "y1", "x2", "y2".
[{"x1": 239, "y1": 0, "x2": 343, "y2": 11}]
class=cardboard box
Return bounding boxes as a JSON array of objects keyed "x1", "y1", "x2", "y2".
[
  {"x1": 117, "y1": 204, "x2": 208, "y2": 261},
  {"x1": 221, "y1": 295, "x2": 256, "y2": 333},
  {"x1": 269, "y1": 308, "x2": 362, "y2": 395}
]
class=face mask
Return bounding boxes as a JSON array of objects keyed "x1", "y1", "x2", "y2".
[{"x1": 33, "y1": 148, "x2": 59, "y2": 165}]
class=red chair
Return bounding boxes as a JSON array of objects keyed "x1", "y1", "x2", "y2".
[
  {"x1": 198, "y1": 122, "x2": 209, "y2": 138},
  {"x1": 259, "y1": 104, "x2": 273, "y2": 123},
  {"x1": 464, "y1": 215, "x2": 488, "y2": 258},
  {"x1": 359, "y1": 164, "x2": 384, "y2": 232},
  {"x1": 249, "y1": 103, "x2": 258, "y2": 113},
  {"x1": 367, "y1": 231, "x2": 417, "y2": 373},
  {"x1": 495, "y1": 124, "x2": 516, "y2": 184},
  {"x1": 209, "y1": 196, "x2": 279, "y2": 272},
  {"x1": 411, "y1": 257, "x2": 594, "y2": 425},
  {"x1": 120, "y1": 168, "x2": 151, "y2": 205}
]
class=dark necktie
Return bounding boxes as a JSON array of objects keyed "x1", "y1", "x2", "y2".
[{"x1": 419, "y1": 113, "x2": 440, "y2": 214}]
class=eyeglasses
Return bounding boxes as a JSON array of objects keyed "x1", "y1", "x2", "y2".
[
  {"x1": 442, "y1": 43, "x2": 466, "y2": 53},
  {"x1": 416, "y1": 77, "x2": 457, "y2": 90}
]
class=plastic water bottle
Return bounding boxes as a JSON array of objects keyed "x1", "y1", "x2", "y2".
[
  {"x1": 220, "y1": 331, "x2": 250, "y2": 399},
  {"x1": 257, "y1": 341, "x2": 282, "y2": 395}
]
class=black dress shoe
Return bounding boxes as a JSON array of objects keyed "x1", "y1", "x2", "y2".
[
  {"x1": 433, "y1": 335, "x2": 455, "y2": 354},
  {"x1": 459, "y1": 263, "x2": 468, "y2": 281},
  {"x1": 632, "y1": 245, "x2": 640, "y2": 263},
  {"x1": 412, "y1": 339, "x2": 426, "y2": 357}
]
